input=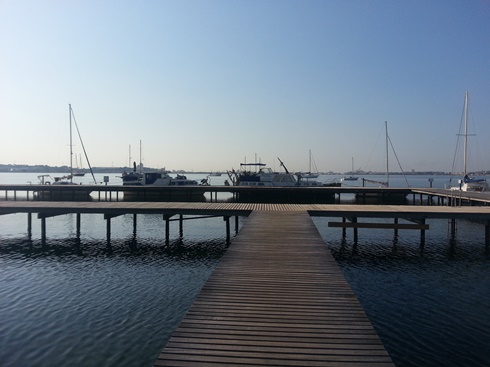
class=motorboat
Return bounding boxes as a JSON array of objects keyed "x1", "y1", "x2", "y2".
[
  {"x1": 232, "y1": 158, "x2": 332, "y2": 187},
  {"x1": 122, "y1": 170, "x2": 200, "y2": 186}
]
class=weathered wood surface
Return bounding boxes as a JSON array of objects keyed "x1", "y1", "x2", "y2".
[
  {"x1": 154, "y1": 211, "x2": 394, "y2": 366},
  {"x1": 2, "y1": 201, "x2": 490, "y2": 220},
  {"x1": 328, "y1": 221, "x2": 429, "y2": 230}
]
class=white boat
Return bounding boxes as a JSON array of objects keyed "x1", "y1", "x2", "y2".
[
  {"x1": 450, "y1": 91, "x2": 488, "y2": 192},
  {"x1": 234, "y1": 158, "x2": 336, "y2": 187},
  {"x1": 342, "y1": 157, "x2": 359, "y2": 181},
  {"x1": 122, "y1": 170, "x2": 206, "y2": 201},
  {"x1": 122, "y1": 170, "x2": 200, "y2": 187}
]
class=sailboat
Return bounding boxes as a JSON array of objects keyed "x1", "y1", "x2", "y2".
[
  {"x1": 73, "y1": 154, "x2": 85, "y2": 177},
  {"x1": 297, "y1": 150, "x2": 319, "y2": 179},
  {"x1": 46, "y1": 104, "x2": 95, "y2": 185},
  {"x1": 451, "y1": 91, "x2": 488, "y2": 192},
  {"x1": 36, "y1": 104, "x2": 96, "y2": 199},
  {"x1": 342, "y1": 157, "x2": 359, "y2": 181}
]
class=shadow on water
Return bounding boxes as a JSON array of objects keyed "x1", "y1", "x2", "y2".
[
  {"x1": 314, "y1": 217, "x2": 490, "y2": 367},
  {"x1": 0, "y1": 236, "x2": 228, "y2": 261}
]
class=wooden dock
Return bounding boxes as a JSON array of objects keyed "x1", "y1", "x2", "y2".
[
  {"x1": 154, "y1": 211, "x2": 394, "y2": 366},
  {"x1": 2, "y1": 201, "x2": 490, "y2": 246},
  {"x1": 3, "y1": 201, "x2": 490, "y2": 364}
]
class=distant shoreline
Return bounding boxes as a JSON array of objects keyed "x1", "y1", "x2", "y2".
[{"x1": 0, "y1": 164, "x2": 477, "y2": 176}]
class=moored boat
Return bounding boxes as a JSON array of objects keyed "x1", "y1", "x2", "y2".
[
  {"x1": 231, "y1": 158, "x2": 338, "y2": 187},
  {"x1": 121, "y1": 170, "x2": 206, "y2": 201},
  {"x1": 121, "y1": 170, "x2": 200, "y2": 187},
  {"x1": 449, "y1": 91, "x2": 488, "y2": 192}
]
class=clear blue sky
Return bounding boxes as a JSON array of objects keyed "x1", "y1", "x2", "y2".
[{"x1": 1, "y1": 0, "x2": 489, "y2": 173}]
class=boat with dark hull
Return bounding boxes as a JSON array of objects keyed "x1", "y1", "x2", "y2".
[{"x1": 122, "y1": 170, "x2": 206, "y2": 201}]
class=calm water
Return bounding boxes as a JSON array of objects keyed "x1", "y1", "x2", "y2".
[{"x1": 1, "y1": 172, "x2": 489, "y2": 366}]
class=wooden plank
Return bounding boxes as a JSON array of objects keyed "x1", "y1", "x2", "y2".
[
  {"x1": 328, "y1": 222, "x2": 429, "y2": 230},
  {"x1": 154, "y1": 211, "x2": 394, "y2": 366}
]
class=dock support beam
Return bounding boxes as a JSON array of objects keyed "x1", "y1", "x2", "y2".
[
  {"x1": 224, "y1": 216, "x2": 230, "y2": 245},
  {"x1": 106, "y1": 217, "x2": 111, "y2": 245},
  {"x1": 450, "y1": 218, "x2": 456, "y2": 239},
  {"x1": 104, "y1": 213, "x2": 124, "y2": 245},
  {"x1": 133, "y1": 214, "x2": 137, "y2": 235},
  {"x1": 41, "y1": 217, "x2": 46, "y2": 245},
  {"x1": 76, "y1": 213, "x2": 81, "y2": 238},
  {"x1": 342, "y1": 217, "x2": 346, "y2": 239},
  {"x1": 27, "y1": 213, "x2": 32, "y2": 238},
  {"x1": 352, "y1": 217, "x2": 358, "y2": 243},
  {"x1": 179, "y1": 215, "x2": 184, "y2": 237},
  {"x1": 420, "y1": 218, "x2": 426, "y2": 247},
  {"x1": 235, "y1": 216, "x2": 239, "y2": 234},
  {"x1": 164, "y1": 214, "x2": 171, "y2": 245}
]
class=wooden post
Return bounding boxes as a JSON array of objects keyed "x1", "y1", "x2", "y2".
[
  {"x1": 352, "y1": 217, "x2": 358, "y2": 243},
  {"x1": 420, "y1": 218, "x2": 426, "y2": 247},
  {"x1": 179, "y1": 215, "x2": 184, "y2": 237},
  {"x1": 224, "y1": 216, "x2": 230, "y2": 245},
  {"x1": 235, "y1": 216, "x2": 239, "y2": 234},
  {"x1": 342, "y1": 217, "x2": 346, "y2": 239},
  {"x1": 41, "y1": 217, "x2": 46, "y2": 245},
  {"x1": 76, "y1": 213, "x2": 81, "y2": 238},
  {"x1": 133, "y1": 214, "x2": 137, "y2": 235},
  {"x1": 106, "y1": 217, "x2": 111, "y2": 245},
  {"x1": 450, "y1": 218, "x2": 456, "y2": 239},
  {"x1": 393, "y1": 218, "x2": 399, "y2": 239},
  {"x1": 27, "y1": 213, "x2": 32, "y2": 238},
  {"x1": 165, "y1": 215, "x2": 170, "y2": 246}
]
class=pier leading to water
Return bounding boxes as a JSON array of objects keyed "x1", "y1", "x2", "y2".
[
  {"x1": 2, "y1": 199, "x2": 490, "y2": 365},
  {"x1": 155, "y1": 211, "x2": 394, "y2": 366}
]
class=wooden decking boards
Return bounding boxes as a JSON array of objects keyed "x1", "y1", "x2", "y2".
[
  {"x1": 154, "y1": 211, "x2": 394, "y2": 366},
  {"x1": 3, "y1": 201, "x2": 490, "y2": 364}
]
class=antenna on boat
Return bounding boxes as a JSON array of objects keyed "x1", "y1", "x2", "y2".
[
  {"x1": 69, "y1": 104, "x2": 73, "y2": 183},
  {"x1": 277, "y1": 157, "x2": 289, "y2": 174}
]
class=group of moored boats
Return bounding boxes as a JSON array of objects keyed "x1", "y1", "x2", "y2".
[
  {"x1": 35, "y1": 92, "x2": 489, "y2": 195},
  {"x1": 119, "y1": 157, "x2": 341, "y2": 189}
]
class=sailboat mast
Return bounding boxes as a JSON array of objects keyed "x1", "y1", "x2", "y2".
[
  {"x1": 385, "y1": 121, "x2": 389, "y2": 187},
  {"x1": 69, "y1": 103, "x2": 73, "y2": 183},
  {"x1": 139, "y1": 139, "x2": 142, "y2": 173},
  {"x1": 463, "y1": 91, "x2": 469, "y2": 177},
  {"x1": 309, "y1": 149, "x2": 312, "y2": 173}
]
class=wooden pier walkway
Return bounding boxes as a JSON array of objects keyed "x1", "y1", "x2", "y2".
[
  {"x1": 3, "y1": 201, "x2": 490, "y2": 364},
  {"x1": 154, "y1": 211, "x2": 394, "y2": 366}
]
